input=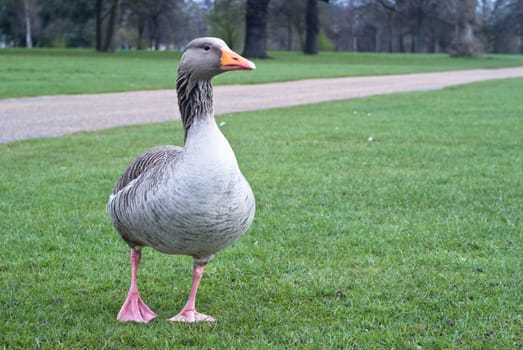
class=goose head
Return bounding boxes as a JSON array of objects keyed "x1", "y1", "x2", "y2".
[{"x1": 178, "y1": 37, "x2": 256, "y2": 81}]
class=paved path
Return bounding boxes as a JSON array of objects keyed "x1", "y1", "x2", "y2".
[{"x1": 1, "y1": 67, "x2": 523, "y2": 143}]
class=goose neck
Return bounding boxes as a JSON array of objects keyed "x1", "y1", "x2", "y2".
[{"x1": 176, "y1": 71, "x2": 214, "y2": 142}]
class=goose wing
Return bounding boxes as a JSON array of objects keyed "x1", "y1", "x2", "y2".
[
  {"x1": 112, "y1": 145, "x2": 183, "y2": 194},
  {"x1": 109, "y1": 145, "x2": 183, "y2": 247}
]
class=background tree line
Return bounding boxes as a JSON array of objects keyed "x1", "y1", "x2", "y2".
[{"x1": 1, "y1": 0, "x2": 522, "y2": 56}]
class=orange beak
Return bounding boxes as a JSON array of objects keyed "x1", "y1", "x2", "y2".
[{"x1": 220, "y1": 47, "x2": 256, "y2": 71}]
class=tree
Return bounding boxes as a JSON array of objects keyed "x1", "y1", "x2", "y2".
[
  {"x1": 2, "y1": 0, "x2": 522, "y2": 53},
  {"x1": 509, "y1": 0, "x2": 523, "y2": 53},
  {"x1": 268, "y1": 0, "x2": 306, "y2": 51},
  {"x1": 449, "y1": 0, "x2": 481, "y2": 56},
  {"x1": 325, "y1": 0, "x2": 361, "y2": 51},
  {"x1": 207, "y1": 0, "x2": 244, "y2": 49},
  {"x1": 243, "y1": 0, "x2": 270, "y2": 58},
  {"x1": 39, "y1": 0, "x2": 95, "y2": 47},
  {"x1": 176, "y1": 0, "x2": 209, "y2": 47},
  {"x1": 121, "y1": 0, "x2": 147, "y2": 49},
  {"x1": 121, "y1": 0, "x2": 178, "y2": 50},
  {"x1": 483, "y1": 0, "x2": 523, "y2": 53},
  {"x1": 0, "y1": 0, "x2": 39, "y2": 47},
  {"x1": 304, "y1": 0, "x2": 319, "y2": 53},
  {"x1": 376, "y1": 0, "x2": 398, "y2": 52},
  {"x1": 96, "y1": 0, "x2": 102, "y2": 50},
  {"x1": 304, "y1": 0, "x2": 329, "y2": 54},
  {"x1": 23, "y1": 0, "x2": 32, "y2": 47},
  {"x1": 101, "y1": 0, "x2": 119, "y2": 51},
  {"x1": 398, "y1": 0, "x2": 440, "y2": 53}
]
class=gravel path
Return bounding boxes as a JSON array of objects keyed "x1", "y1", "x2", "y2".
[{"x1": 1, "y1": 67, "x2": 523, "y2": 143}]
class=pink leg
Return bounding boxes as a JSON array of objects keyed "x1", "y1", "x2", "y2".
[
  {"x1": 168, "y1": 264, "x2": 215, "y2": 322},
  {"x1": 117, "y1": 249, "x2": 157, "y2": 323}
]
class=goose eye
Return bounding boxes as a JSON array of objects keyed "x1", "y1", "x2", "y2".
[{"x1": 203, "y1": 45, "x2": 212, "y2": 52}]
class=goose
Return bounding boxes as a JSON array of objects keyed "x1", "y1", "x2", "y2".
[{"x1": 108, "y1": 37, "x2": 256, "y2": 323}]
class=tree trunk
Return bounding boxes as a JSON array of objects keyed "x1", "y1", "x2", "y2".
[
  {"x1": 458, "y1": 22, "x2": 475, "y2": 54},
  {"x1": 149, "y1": 15, "x2": 160, "y2": 50},
  {"x1": 95, "y1": 0, "x2": 102, "y2": 51},
  {"x1": 386, "y1": 10, "x2": 393, "y2": 53},
  {"x1": 304, "y1": 0, "x2": 319, "y2": 54},
  {"x1": 376, "y1": 0, "x2": 395, "y2": 53},
  {"x1": 399, "y1": 31, "x2": 404, "y2": 52},
  {"x1": 243, "y1": 0, "x2": 270, "y2": 58},
  {"x1": 137, "y1": 17, "x2": 145, "y2": 50},
  {"x1": 415, "y1": 7, "x2": 424, "y2": 52},
  {"x1": 449, "y1": 0, "x2": 481, "y2": 56},
  {"x1": 287, "y1": 21, "x2": 293, "y2": 51},
  {"x1": 102, "y1": 0, "x2": 119, "y2": 52},
  {"x1": 24, "y1": 0, "x2": 32, "y2": 48}
]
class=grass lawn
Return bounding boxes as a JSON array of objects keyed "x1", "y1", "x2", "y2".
[
  {"x1": 1, "y1": 48, "x2": 523, "y2": 99},
  {"x1": 1, "y1": 78, "x2": 522, "y2": 349}
]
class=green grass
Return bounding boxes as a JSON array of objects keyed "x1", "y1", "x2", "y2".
[
  {"x1": 1, "y1": 78, "x2": 522, "y2": 349},
  {"x1": 1, "y1": 48, "x2": 523, "y2": 99}
]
